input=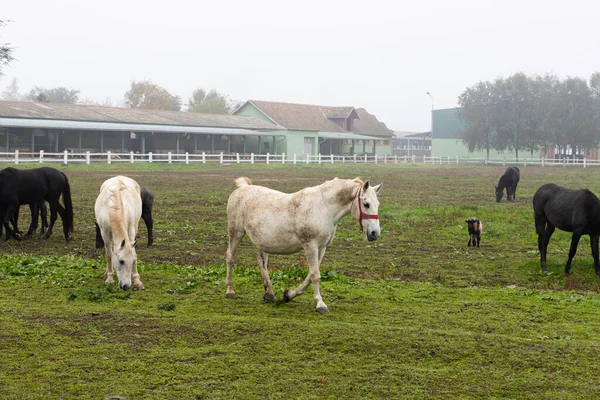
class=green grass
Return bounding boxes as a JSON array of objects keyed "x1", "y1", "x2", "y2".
[{"x1": 1, "y1": 163, "x2": 600, "y2": 398}]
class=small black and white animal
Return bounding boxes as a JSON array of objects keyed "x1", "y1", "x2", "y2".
[{"x1": 465, "y1": 217, "x2": 482, "y2": 247}]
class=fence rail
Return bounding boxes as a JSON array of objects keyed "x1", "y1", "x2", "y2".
[{"x1": 0, "y1": 150, "x2": 596, "y2": 167}]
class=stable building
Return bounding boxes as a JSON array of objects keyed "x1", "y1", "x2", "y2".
[
  {"x1": 0, "y1": 100, "x2": 279, "y2": 155},
  {"x1": 234, "y1": 100, "x2": 394, "y2": 156}
]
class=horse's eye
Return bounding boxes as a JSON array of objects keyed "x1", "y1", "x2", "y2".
[
  {"x1": 364, "y1": 203, "x2": 370, "y2": 209},
  {"x1": 119, "y1": 260, "x2": 125, "y2": 265}
]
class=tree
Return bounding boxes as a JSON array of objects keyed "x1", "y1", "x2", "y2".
[
  {"x1": 0, "y1": 20, "x2": 15, "y2": 78},
  {"x1": 457, "y1": 81, "x2": 496, "y2": 158},
  {"x1": 27, "y1": 86, "x2": 80, "y2": 103},
  {"x1": 124, "y1": 80, "x2": 181, "y2": 111},
  {"x1": 188, "y1": 88, "x2": 233, "y2": 114},
  {"x1": 1, "y1": 76, "x2": 22, "y2": 100}
]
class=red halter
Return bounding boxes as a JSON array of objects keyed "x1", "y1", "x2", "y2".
[{"x1": 356, "y1": 186, "x2": 379, "y2": 231}]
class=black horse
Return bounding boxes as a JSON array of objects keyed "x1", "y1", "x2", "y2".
[
  {"x1": 533, "y1": 183, "x2": 600, "y2": 276},
  {"x1": 95, "y1": 185, "x2": 154, "y2": 248},
  {"x1": 8, "y1": 200, "x2": 48, "y2": 239},
  {"x1": 0, "y1": 167, "x2": 73, "y2": 241},
  {"x1": 495, "y1": 166, "x2": 520, "y2": 202}
]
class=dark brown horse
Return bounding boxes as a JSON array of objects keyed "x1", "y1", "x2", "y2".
[
  {"x1": 496, "y1": 166, "x2": 520, "y2": 202},
  {"x1": 533, "y1": 183, "x2": 600, "y2": 276}
]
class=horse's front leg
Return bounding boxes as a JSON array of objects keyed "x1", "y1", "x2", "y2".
[
  {"x1": 284, "y1": 244, "x2": 329, "y2": 313},
  {"x1": 131, "y1": 260, "x2": 145, "y2": 290},
  {"x1": 103, "y1": 245, "x2": 114, "y2": 285},
  {"x1": 257, "y1": 250, "x2": 275, "y2": 302}
]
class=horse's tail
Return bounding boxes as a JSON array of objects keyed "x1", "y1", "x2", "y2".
[
  {"x1": 62, "y1": 173, "x2": 74, "y2": 234},
  {"x1": 235, "y1": 177, "x2": 252, "y2": 188}
]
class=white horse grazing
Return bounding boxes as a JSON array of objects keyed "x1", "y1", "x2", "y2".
[
  {"x1": 225, "y1": 177, "x2": 382, "y2": 313},
  {"x1": 95, "y1": 176, "x2": 143, "y2": 290}
]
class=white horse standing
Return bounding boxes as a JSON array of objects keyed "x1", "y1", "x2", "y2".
[
  {"x1": 225, "y1": 177, "x2": 382, "y2": 313},
  {"x1": 95, "y1": 176, "x2": 143, "y2": 290}
]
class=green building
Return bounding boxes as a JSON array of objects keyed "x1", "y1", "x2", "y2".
[
  {"x1": 234, "y1": 100, "x2": 393, "y2": 157},
  {"x1": 432, "y1": 107, "x2": 512, "y2": 159}
]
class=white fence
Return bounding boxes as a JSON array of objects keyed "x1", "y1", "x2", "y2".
[
  {"x1": 0, "y1": 150, "x2": 418, "y2": 165},
  {"x1": 423, "y1": 155, "x2": 598, "y2": 167},
  {"x1": 0, "y1": 150, "x2": 596, "y2": 167}
]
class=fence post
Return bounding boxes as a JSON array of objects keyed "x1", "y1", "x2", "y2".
[
  {"x1": 202, "y1": 152, "x2": 206, "y2": 164},
  {"x1": 185, "y1": 152, "x2": 189, "y2": 164},
  {"x1": 343, "y1": 155, "x2": 346, "y2": 164},
  {"x1": 236, "y1": 153, "x2": 240, "y2": 163},
  {"x1": 456, "y1": 156, "x2": 459, "y2": 164},
  {"x1": 266, "y1": 153, "x2": 270, "y2": 164},
  {"x1": 220, "y1": 152, "x2": 224, "y2": 164},
  {"x1": 107, "y1": 151, "x2": 111, "y2": 165},
  {"x1": 365, "y1": 154, "x2": 368, "y2": 164},
  {"x1": 293, "y1": 153, "x2": 297, "y2": 165},
  {"x1": 330, "y1": 154, "x2": 334, "y2": 164},
  {"x1": 39, "y1": 150, "x2": 44, "y2": 163},
  {"x1": 168, "y1": 152, "x2": 172, "y2": 164},
  {"x1": 251, "y1": 153, "x2": 254, "y2": 164},
  {"x1": 64, "y1": 150, "x2": 68, "y2": 165},
  {"x1": 307, "y1": 153, "x2": 310, "y2": 164},
  {"x1": 584, "y1": 158, "x2": 587, "y2": 168},
  {"x1": 374, "y1": 155, "x2": 378, "y2": 164},
  {"x1": 503, "y1": 158, "x2": 506, "y2": 166},
  {"x1": 541, "y1": 157, "x2": 544, "y2": 167},
  {"x1": 282, "y1": 153, "x2": 286, "y2": 164},
  {"x1": 130, "y1": 151, "x2": 134, "y2": 163},
  {"x1": 318, "y1": 153, "x2": 322, "y2": 164},
  {"x1": 354, "y1": 154, "x2": 357, "y2": 163},
  {"x1": 394, "y1": 155, "x2": 397, "y2": 164},
  {"x1": 86, "y1": 151, "x2": 90, "y2": 165},
  {"x1": 14, "y1": 150, "x2": 19, "y2": 164}
]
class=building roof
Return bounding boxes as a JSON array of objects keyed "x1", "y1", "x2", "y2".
[
  {"x1": 0, "y1": 100, "x2": 278, "y2": 131},
  {"x1": 353, "y1": 108, "x2": 394, "y2": 138},
  {"x1": 242, "y1": 100, "x2": 392, "y2": 138},
  {"x1": 393, "y1": 130, "x2": 432, "y2": 139},
  {"x1": 246, "y1": 100, "x2": 348, "y2": 132}
]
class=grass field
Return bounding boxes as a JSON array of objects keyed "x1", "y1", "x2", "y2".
[{"x1": 1, "y1": 163, "x2": 600, "y2": 399}]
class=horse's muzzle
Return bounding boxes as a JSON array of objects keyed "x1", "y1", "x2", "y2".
[{"x1": 367, "y1": 230, "x2": 379, "y2": 241}]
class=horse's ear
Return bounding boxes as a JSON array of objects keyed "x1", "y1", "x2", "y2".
[
  {"x1": 120, "y1": 239, "x2": 126, "y2": 249},
  {"x1": 132, "y1": 240, "x2": 138, "y2": 248},
  {"x1": 373, "y1": 183, "x2": 383, "y2": 193},
  {"x1": 363, "y1": 181, "x2": 370, "y2": 191}
]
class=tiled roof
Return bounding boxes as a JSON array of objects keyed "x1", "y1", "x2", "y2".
[
  {"x1": 245, "y1": 100, "x2": 393, "y2": 138},
  {"x1": 247, "y1": 100, "x2": 349, "y2": 132},
  {"x1": 0, "y1": 100, "x2": 277, "y2": 130},
  {"x1": 353, "y1": 108, "x2": 394, "y2": 138}
]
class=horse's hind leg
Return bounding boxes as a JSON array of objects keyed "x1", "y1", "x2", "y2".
[
  {"x1": 41, "y1": 202, "x2": 59, "y2": 240},
  {"x1": 25, "y1": 203, "x2": 38, "y2": 237},
  {"x1": 257, "y1": 250, "x2": 275, "y2": 302},
  {"x1": 225, "y1": 227, "x2": 245, "y2": 299},
  {"x1": 565, "y1": 230, "x2": 583, "y2": 277},
  {"x1": 590, "y1": 234, "x2": 600, "y2": 276}
]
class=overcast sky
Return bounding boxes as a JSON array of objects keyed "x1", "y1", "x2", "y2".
[{"x1": 2, "y1": 0, "x2": 599, "y2": 132}]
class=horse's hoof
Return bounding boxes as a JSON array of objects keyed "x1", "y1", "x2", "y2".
[
  {"x1": 133, "y1": 283, "x2": 145, "y2": 290},
  {"x1": 263, "y1": 292, "x2": 276, "y2": 302},
  {"x1": 225, "y1": 293, "x2": 237, "y2": 300},
  {"x1": 316, "y1": 306, "x2": 330, "y2": 314},
  {"x1": 283, "y1": 290, "x2": 292, "y2": 302}
]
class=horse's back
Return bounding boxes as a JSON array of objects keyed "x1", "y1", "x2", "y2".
[
  {"x1": 533, "y1": 184, "x2": 600, "y2": 231},
  {"x1": 96, "y1": 176, "x2": 142, "y2": 227}
]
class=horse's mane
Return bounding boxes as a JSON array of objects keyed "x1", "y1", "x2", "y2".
[{"x1": 107, "y1": 182, "x2": 129, "y2": 242}]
